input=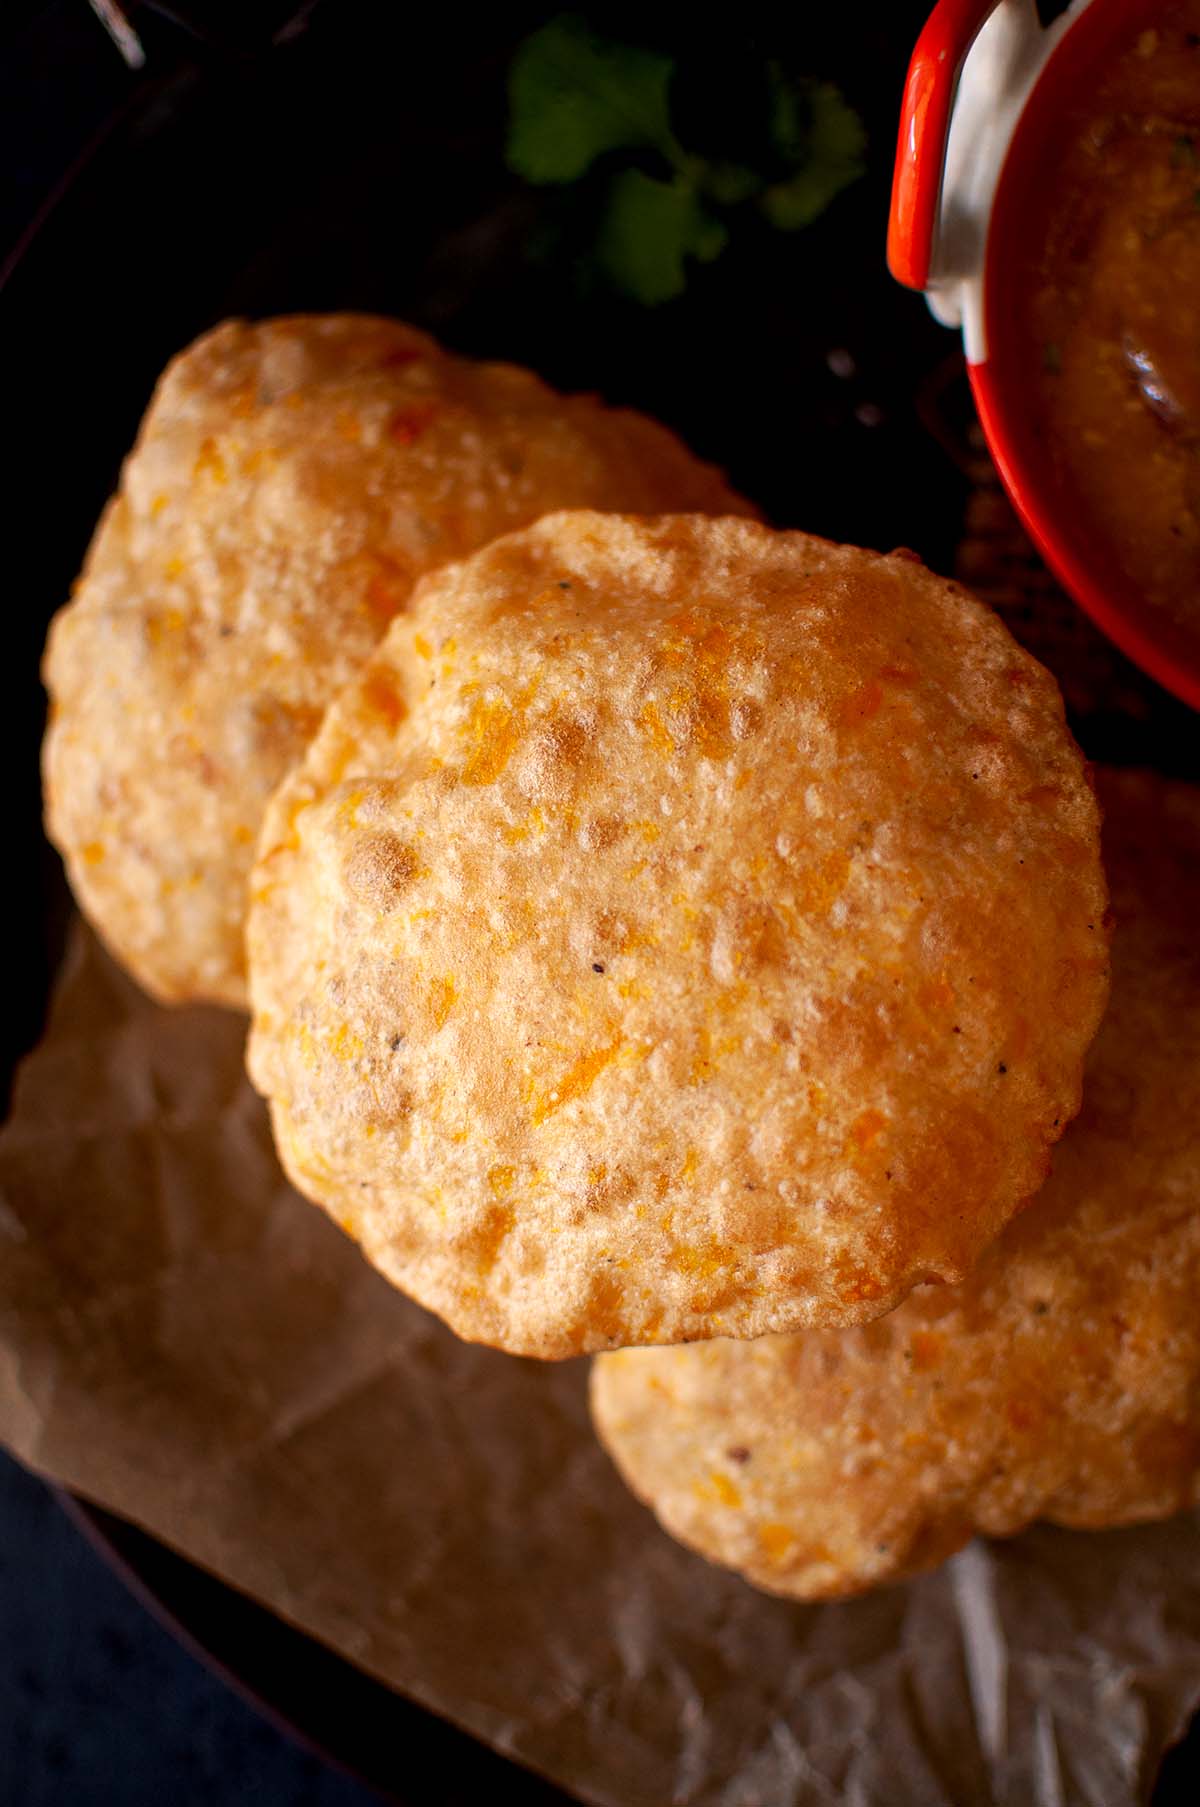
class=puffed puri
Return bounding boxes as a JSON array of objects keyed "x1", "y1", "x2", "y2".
[
  {"x1": 591, "y1": 769, "x2": 1199, "y2": 1600},
  {"x1": 246, "y1": 510, "x2": 1110, "y2": 1359},
  {"x1": 41, "y1": 314, "x2": 753, "y2": 1009}
]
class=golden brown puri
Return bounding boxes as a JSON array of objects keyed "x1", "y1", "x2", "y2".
[
  {"x1": 246, "y1": 512, "x2": 1107, "y2": 1359},
  {"x1": 42, "y1": 314, "x2": 751, "y2": 1008},
  {"x1": 591, "y1": 769, "x2": 1200, "y2": 1600}
]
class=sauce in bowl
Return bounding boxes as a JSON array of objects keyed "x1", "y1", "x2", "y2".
[{"x1": 1020, "y1": 3, "x2": 1200, "y2": 655}]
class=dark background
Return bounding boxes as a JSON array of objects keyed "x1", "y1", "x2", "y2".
[
  {"x1": 1, "y1": 2, "x2": 1195, "y2": 1803},
  {"x1": 0, "y1": 1449, "x2": 380, "y2": 1805}
]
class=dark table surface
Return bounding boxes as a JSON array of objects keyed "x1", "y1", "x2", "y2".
[{"x1": 0, "y1": 1448, "x2": 382, "y2": 1806}]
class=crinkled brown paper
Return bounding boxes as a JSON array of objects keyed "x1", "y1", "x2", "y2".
[{"x1": 2, "y1": 923, "x2": 1200, "y2": 1806}]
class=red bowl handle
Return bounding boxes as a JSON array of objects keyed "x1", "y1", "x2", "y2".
[{"x1": 888, "y1": 0, "x2": 1004, "y2": 291}]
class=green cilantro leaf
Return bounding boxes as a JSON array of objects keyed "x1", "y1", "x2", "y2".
[
  {"x1": 506, "y1": 19, "x2": 867, "y2": 303},
  {"x1": 596, "y1": 170, "x2": 728, "y2": 305},
  {"x1": 761, "y1": 75, "x2": 866, "y2": 229},
  {"x1": 700, "y1": 161, "x2": 764, "y2": 207},
  {"x1": 507, "y1": 15, "x2": 679, "y2": 185}
]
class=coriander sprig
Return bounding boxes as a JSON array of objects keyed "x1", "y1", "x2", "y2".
[{"x1": 507, "y1": 15, "x2": 866, "y2": 305}]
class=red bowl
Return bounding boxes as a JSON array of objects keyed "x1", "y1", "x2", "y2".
[{"x1": 890, "y1": 0, "x2": 1200, "y2": 711}]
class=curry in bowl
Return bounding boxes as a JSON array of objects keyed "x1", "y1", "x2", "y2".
[{"x1": 1017, "y1": 1, "x2": 1200, "y2": 662}]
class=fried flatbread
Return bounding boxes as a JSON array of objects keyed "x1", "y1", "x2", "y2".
[
  {"x1": 592, "y1": 771, "x2": 1197, "y2": 1598},
  {"x1": 247, "y1": 512, "x2": 1107, "y2": 1358},
  {"x1": 43, "y1": 315, "x2": 750, "y2": 1005}
]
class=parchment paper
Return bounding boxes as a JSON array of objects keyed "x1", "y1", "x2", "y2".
[{"x1": 3, "y1": 923, "x2": 1200, "y2": 1807}]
